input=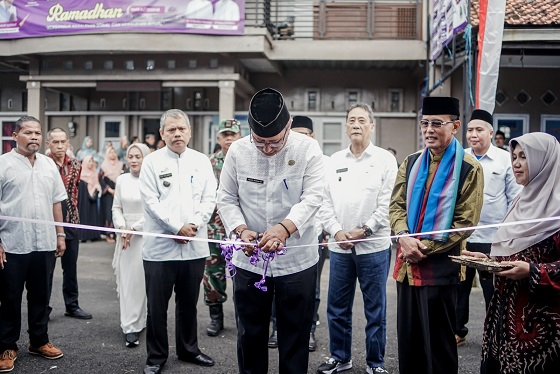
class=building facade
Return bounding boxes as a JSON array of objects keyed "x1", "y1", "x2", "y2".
[{"x1": 1, "y1": 0, "x2": 427, "y2": 162}]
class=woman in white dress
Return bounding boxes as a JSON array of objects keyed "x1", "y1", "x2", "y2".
[{"x1": 112, "y1": 143, "x2": 150, "y2": 348}]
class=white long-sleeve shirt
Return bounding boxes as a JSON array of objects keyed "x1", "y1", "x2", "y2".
[
  {"x1": 139, "y1": 146, "x2": 217, "y2": 261},
  {"x1": 0, "y1": 150, "x2": 67, "y2": 254},
  {"x1": 318, "y1": 142, "x2": 397, "y2": 254},
  {"x1": 465, "y1": 145, "x2": 521, "y2": 243},
  {"x1": 217, "y1": 132, "x2": 324, "y2": 277}
]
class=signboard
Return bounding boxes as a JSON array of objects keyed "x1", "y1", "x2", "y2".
[
  {"x1": 430, "y1": 0, "x2": 468, "y2": 61},
  {"x1": 0, "y1": 0, "x2": 245, "y2": 39}
]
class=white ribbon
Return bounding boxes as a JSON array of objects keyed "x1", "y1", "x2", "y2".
[{"x1": 2, "y1": 214, "x2": 560, "y2": 249}]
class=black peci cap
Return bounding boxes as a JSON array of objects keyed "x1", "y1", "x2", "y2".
[
  {"x1": 422, "y1": 97, "x2": 460, "y2": 117},
  {"x1": 470, "y1": 109, "x2": 493, "y2": 126},
  {"x1": 291, "y1": 115, "x2": 313, "y2": 132},
  {"x1": 248, "y1": 88, "x2": 291, "y2": 138}
]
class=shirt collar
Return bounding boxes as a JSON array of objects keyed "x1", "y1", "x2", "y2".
[
  {"x1": 47, "y1": 152, "x2": 71, "y2": 166},
  {"x1": 344, "y1": 141, "x2": 375, "y2": 159},
  {"x1": 164, "y1": 145, "x2": 188, "y2": 158},
  {"x1": 466, "y1": 144, "x2": 498, "y2": 160}
]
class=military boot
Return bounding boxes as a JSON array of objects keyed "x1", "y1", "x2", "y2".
[{"x1": 206, "y1": 305, "x2": 224, "y2": 336}]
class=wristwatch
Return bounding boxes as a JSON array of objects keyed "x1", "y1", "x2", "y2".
[
  {"x1": 396, "y1": 230, "x2": 410, "y2": 244},
  {"x1": 362, "y1": 225, "x2": 373, "y2": 237}
]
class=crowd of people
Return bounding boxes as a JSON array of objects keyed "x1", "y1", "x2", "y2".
[{"x1": 0, "y1": 88, "x2": 559, "y2": 374}]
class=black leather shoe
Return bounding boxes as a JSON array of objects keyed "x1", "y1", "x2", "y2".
[
  {"x1": 64, "y1": 308, "x2": 92, "y2": 320},
  {"x1": 179, "y1": 353, "x2": 214, "y2": 367},
  {"x1": 143, "y1": 364, "x2": 162, "y2": 374},
  {"x1": 309, "y1": 332, "x2": 317, "y2": 352},
  {"x1": 268, "y1": 330, "x2": 278, "y2": 349}
]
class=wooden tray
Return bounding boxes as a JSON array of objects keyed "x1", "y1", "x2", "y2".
[{"x1": 449, "y1": 255, "x2": 514, "y2": 272}]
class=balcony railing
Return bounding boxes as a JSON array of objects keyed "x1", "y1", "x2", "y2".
[{"x1": 245, "y1": 0, "x2": 422, "y2": 40}]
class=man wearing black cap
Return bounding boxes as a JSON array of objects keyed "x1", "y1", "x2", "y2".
[
  {"x1": 389, "y1": 97, "x2": 484, "y2": 374},
  {"x1": 266, "y1": 115, "x2": 329, "y2": 352},
  {"x1": 455, "y1": 109, "x2": 521, "y2": 346},
  {"x1": 217, "y1": 88, "x2": 325, "y2": 373}
]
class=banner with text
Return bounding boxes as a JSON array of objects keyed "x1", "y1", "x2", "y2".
[
  {"x1": 430, "y1": 0, "x2": 468, "y2": 61},
  {"x1": 0, "y1": 0, "x2": 245, "y2": 39}
]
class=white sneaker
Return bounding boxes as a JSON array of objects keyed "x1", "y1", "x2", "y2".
[{"x1": 367, "y1": 366, "x2": 389, "y2": 374}]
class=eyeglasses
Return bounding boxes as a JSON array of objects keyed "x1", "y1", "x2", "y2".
[
  {"x1": 250, "y1": 123, "x2": 290, "y2": 148},
  {"x1": 419, "y1": 119, "x2": 455, "y2": 128}
]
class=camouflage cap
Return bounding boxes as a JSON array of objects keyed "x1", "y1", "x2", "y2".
[{"x1": 218, "y1": 119, "x2": 241, "y2": 134}]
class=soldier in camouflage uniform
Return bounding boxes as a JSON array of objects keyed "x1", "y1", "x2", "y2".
[{"x1": 204, "y1": 119, "x2": 241, "y2": 336}]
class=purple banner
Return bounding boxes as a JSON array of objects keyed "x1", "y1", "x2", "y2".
[{"x1": 0, "y1": 0, "x2": 245, "y2": 39}]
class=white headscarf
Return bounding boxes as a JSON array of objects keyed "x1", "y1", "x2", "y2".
[{"x1": 491, "y1": 132, "x2": 560, "y2": 256}]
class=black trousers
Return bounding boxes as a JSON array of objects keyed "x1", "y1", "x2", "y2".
[
  {"x1": 59, "y1": 238, "x2": 80, "y2": 311},
  {"x1": 143, "y1": 258, "x2": 205, "y2": 366},
  {"x1": 456, "y1": 242, "x2": 494, "y2": 338},
  {"x1": 234, "y1": 266, "x2": 316, "y2": 374},
  {"x1": 0, "y1": 251, "x2": 56, "y2": 352},
  {"x1": 396, "y1": 279, "x2": 458, "y2": 374}
]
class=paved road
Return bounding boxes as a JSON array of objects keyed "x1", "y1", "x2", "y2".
[{"x1": 17, "y1": 241, "x2": 487, "y2": 373}]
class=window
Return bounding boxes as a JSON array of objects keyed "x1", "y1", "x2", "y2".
[
  {"x1": 167, "y1": 60, "x2": 176, "y2": 69},
  {"x1": 540, "y1": 115, "x2": 560, "y2": 142},
  {"x1": 389, "y1": 89, "x2": 403, "y2": 112},
  {"x1": 209, "y1": 58, "x2": 219, "y2": 69},
  {"x1": 1, "y1": 120, "x2": 17, "y2": 155},
  {"x1": 188, "y1": 59, "x2": 197, "y2": 69},
  {"x1": 104, "y1": 60, "x2": 114, "y2": 70},
  {"x1": 306, "y1": 90, "x2": 319, "y2": 111},
  {"x1": 146, "y1": 60, "x2": 155, "y2": 70},
  {"x1": 84, "y1": 60, "x2": 93, "y2": 70},
  {"x1": 494, "y1": 114, "x2": 529, "y2": 143},
  {"x1": 41, "y1": 60, "x2": 52, "y2": 71},
  {"x1": 63, "y1": 60, "x2": 73, "y2": 70},
  {"x1": 347, "y1": 90, "x2": 359, "y2": 106},
  {"x1": 322, "y1": 122, "x2": 344, "y2": 156},
  {"x1": 125, "y1": 60, "x2": 135, "y2": 70}
]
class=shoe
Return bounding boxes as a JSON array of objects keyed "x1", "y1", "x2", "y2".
[
  {"x1": 64, "y1": 308, "x2": 92, "y2": 320},
  {"x1": 309, "y1": 332, "x2": 317, "y2": 352},
  {"x1": 125, "y1": 332, "x2": 139, "y2": 348},
  {"x1": 455, "y1": 334, "x2": 466, "y2": 346},
  {"x1": 143, "y1": 364, "x2": 162, "y2": 374},
  {"x1": 206, "y1": 305, "x2": 224, "y2": 337},
  {"x1": 178, "y1": 353, "x2": 214, "y2": 367},
  {"x1": 367, "y1": 366, "x2": 389, "y2": 374},
  {"x1": 267, "y1": 330, "x2": 278, "y2": 349},
  {"x1": 317, "y1": 358, "x2": 352, "y2": 374},
  {"x1": 28, "y1": 342, "x2": 63, "y2": 360},
  {"x1": 0, "y1": 350, "x2": 17, "y2": 373},
  {"x1": 105, "y1": 236, "x2": 115, "y2": 243}
]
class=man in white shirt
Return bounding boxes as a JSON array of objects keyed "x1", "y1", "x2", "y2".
[
  {"x1": 185, "y1": 0, "x2": 213, "y2": 28},
  {"x1": 455, "y1": 109, "x2": 521, "y2": 346},
  {"x1": 214, "y1": 0, "x2": 240, "y2": 21},
  {"x1": 317, "y1": 104, "x2": 397, "y2": 374},
  {"x1": 218, "y1": 88, "x2": 324, "y2": 373},
  {"x1": 0, "y1": 0, "x2": 17, "y2": 23},
  {"x1": 0, "y1": 116, "x2": 67, "y2": 373},
  {"x1": 139, "y1": 109, "x2": 217, "y2": 374}
]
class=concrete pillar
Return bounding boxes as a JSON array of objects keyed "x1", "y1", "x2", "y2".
[
  {"x1": 218, "y1": 80, "x2": 236, "y2": 120},
  {"x1": 26, "y1": 80, "x2": 46, "y2": 128}
]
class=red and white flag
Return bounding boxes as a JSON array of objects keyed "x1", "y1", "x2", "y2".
[{"x1": 476, "y1": 0, "x2": 507, "y2": 113}]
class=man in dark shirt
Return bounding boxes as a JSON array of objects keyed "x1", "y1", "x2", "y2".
[{"x1": 46, "y1": 128, "x2": 92, "y2": 320}]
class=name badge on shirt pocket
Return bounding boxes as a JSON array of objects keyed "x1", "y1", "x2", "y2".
[
  {"x1": 159, "y1": 173, "x2": 172, "y2": 179},
  {"x1": 336, "y1": 168, "x2": 348, "y2": 173},
  {"x1": 247, "y1": 178, "x2": 264, "y2": 184}
]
